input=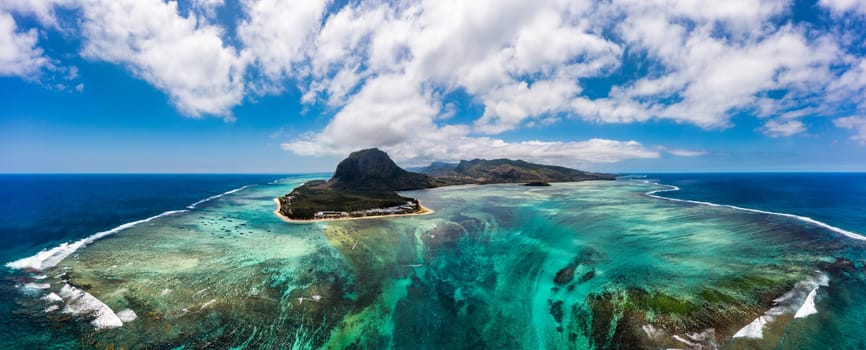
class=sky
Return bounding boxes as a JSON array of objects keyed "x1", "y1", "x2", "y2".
[{"x1": 1, "y1": 0, "x2": 866, "y2": 173}]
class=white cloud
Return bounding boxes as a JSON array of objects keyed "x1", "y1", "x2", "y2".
[
  {"x1": 189, "y1": 0, "x2": 223, "y2": 18},
  {"x1": 285, "y1": 127, "x2": 659, "y2": 169},
  {"x1": 0, "y1": 0, "x2": 72, "y2": 27},
  {"x1": 665, "y1": 149, "x2": 707, "y2": 157},
  {"x1": 475, "y1": 79, "x2": 582, "y2": 134},
  {"x1": 819, "y1": 0, "x2": 866, "y2": 15},
  {"x1": 6, "y1": 0, "x2": 866, "y2": 163},
  {"x1": 275, "y1": 0, "x2": 863, "y2": 163},
  {"x1": 0, "y1": 11, "x2": 49, "y2": 78},
  {"x1": 238, "y1": 0, "x2": 330, "y2": 91},
  {"x1": 611, "y1": 5, "x2": 838, "y2": 129},
  {"x1": 285, "y1": 0, "x2": 847, "y2": 156},
  {"x1": 282, "y1": 73, "x2": 659, "y2": 167},
  {"x1": 77, "y1": 0, "x2": 246, "y2": 118},
  {"x1": 283, "y1": 74, "x2": 440, "y2": 155},
  {"x1": 762, "y1": 119, "x2": 807, "y2": 137},
  {"x1": 827, "y1": 59, "x2": 866, "y2": 107},
  {"x1": 834, "y1": 116, "x2": 866, "y2": 143}
]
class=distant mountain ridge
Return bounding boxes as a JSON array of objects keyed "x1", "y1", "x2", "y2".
[
  {"x1": 278, "y1": 149, "x2": 615, "y2": 221},
  {"x1": 414, "y1": 158, "x2": 616, "y2": 184},
  {"x1": 278, "y1": 149, "x2": 438, "y2": 220}
]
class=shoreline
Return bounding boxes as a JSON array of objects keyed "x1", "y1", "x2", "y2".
[{"x1": 272, "y1": 198, "x2": 433, "y2": 224}]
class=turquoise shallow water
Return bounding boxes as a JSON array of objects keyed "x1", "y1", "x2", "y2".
[{"x1": 3, "y1": 176, "x2": 866, "y2": 349}]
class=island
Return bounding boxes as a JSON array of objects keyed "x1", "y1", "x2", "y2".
[
  {"x1": 276, "y1": 148, "x2": 614, "y2": 222},
  {"x1": 276, "y1": 148, "x2": 442, "y2": 221}
]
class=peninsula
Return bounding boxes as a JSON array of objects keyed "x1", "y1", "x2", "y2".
[
  {"x1": 277, "y1": 148, "x2": 614, "y2": 222},
  {"x1": 412, "y1": 158, "x2": 616, "y2": 184},
  {"x1": 276, "y1": 149, "x2": 442, "y2": 221}
]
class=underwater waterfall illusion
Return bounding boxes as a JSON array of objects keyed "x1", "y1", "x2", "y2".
[{"x1": 5, "y1": 176, "x2": 866, "y2": 349}]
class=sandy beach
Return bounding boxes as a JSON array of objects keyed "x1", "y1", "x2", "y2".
[{"x1": 272, "y1": 198, "x2": 433, "y2": 224}]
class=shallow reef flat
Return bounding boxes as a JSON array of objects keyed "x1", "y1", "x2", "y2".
[{"x1": 18, "y1": 179, "x2": 866, "y2": 349}]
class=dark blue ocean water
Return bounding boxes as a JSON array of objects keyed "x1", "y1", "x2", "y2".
[
  {"x1": 3, "y1": 173, "x2": 864, "y2": 266},
  {"x1": 0, "y1": 174, "x2": 285, "y2": 266},
  {"x1": 1, "y1": 173, "x2": 865, "y2": 349},
  {"x1": 0, "y1": 173, "x2": 866, "y2": 263},
  {"x1": 648, "y1": 173, "x2": 866, "y2": 236}
]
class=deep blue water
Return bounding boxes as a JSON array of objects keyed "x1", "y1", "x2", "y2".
[
  {"x1": 0, "y1": 174, "x2": 286, "y2": 265},
  {"x1": 647, "y1": 173, "x2": 866, "y2": 236},
  {"x1": 3, "y1": 173, "x2": 863, "y2": 267},
  {"x1": 1, "y1": 173, "x2": 865, "y2": 349}
]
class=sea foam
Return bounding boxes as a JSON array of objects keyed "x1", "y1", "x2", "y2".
[
  {"x1": 58, "y1": 284, "x2": 123, "y2": 329},
  {"x1": 43, "y1": 292, "x2": 63, "y2": 303},
  {"x1": 7, "y1": 183, "x2": 255, "y2": 271},
  {"x1": 794, "y1": 288, "x2": 820, "y2": 319},
  {"x1": 117, "y1": 308, "x2": 138, "y2": 322},
  {"x1": 644, "y1": 183, "x2": 866, "y2": 241},
  {"x1": 187, "y1": 185, "x2": 251, "y2": 209},
  {"x1": 732, "y1": 272, "x2": 829, "y2": 339},
  {"x1": 5, "y1": 210, "x2": 186, "y2": 271}
]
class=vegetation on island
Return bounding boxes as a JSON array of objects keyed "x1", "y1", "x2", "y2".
[
  {"x1": 278, "y1": 149, "x2": 440, "y2": 220},
  {"x1": 413, "y1": 158, "x2": 616, "y2": 184},
  {"x1": 279, "y1": 148, "x2": 615, "y2": 221}
]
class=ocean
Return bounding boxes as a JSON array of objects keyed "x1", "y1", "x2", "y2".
[
  {"x1": 1, "y1": 173, "x2": 865, "y2": 349},
  {"x1": 649, "y1": 173, "x2": 866, "y2": 236}
]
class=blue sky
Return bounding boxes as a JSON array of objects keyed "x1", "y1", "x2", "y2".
[{"x1": 1, "y1": 0, "x2": 866, "y2": 173}]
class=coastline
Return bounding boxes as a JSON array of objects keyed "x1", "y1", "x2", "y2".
[{"x1": 272, "y1": 198, "x2": 433, "y2": 224}]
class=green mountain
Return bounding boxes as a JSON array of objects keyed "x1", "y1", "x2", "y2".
[
  {"x1": 279, "y1": 150, "x2": 615, "y2": 220},
  {"x1": 328, "y1": 148, "x2": 439, "y2": 191},
  {"x1": 415, "y1": 158, "x2": 615, "y2": 184},
  {"x1": 278, "y1": 149, "x2": 437, "y2": 220}
]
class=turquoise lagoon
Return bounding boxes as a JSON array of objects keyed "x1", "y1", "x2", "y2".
[{"x1": 6, "y1": 176, "x2": 866, "y2": 349}]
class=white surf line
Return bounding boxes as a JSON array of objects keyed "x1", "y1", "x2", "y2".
[
  {"x1": 187, "y1": 185, "x2": 253, "y2": 209},
  {"x1": 643, "y1": 182, "x2": 866, "y2": 241},
  {"x1": 733, "y1": 272, "x2": 829, "y2": 339},
  {"x1": 6, "y1": 210, "x2": 188, "y2": 271},
  {"x1": 8, "y1": 182, "x2": 258, "y2": 271},
  {"x1": 793, "y1": 287, "x2": 820, "y2": 319},
  {"x1": 268, "y1": 177, "x2": 291, "y2": 184},
  {"x1": 58, "y1": 284, "x2": 124, "y2": 329}
]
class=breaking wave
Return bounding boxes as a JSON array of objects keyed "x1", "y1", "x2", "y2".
[
  {"x1": 644, "y1": 182, "x2": 866, "y2": 241},
  {"x1": 187, "y1": 185, "x2": 252, "y2": 209},
  {"x1": 6, "y1": 210, "x2": 187, "y2": 271}
]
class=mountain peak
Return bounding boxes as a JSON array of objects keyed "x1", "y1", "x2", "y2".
[{"x1": 329, "y1": 148, "x2": 435, "y2": 191}]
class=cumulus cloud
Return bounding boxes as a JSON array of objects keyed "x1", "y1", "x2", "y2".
[
  {"x1": 6, "y1": 0, "x2": 866, "y2": 163},
  {"x1": 285, "y1": 131, "x2": 660, "y2": 169},
  {"x1": 77, "y1": 0, "x2": 246, "y2": 118},
  {"x1": 282, "y1": 73, "x2": 659, "y2": 167},
  {"x1": 283, "y1": 74, "x2": 440, "y2": 155},
  {"x1": 0, "y1": 0, "x2": 72, "y2": 27},
  {"x1": 834, "y1": 116, "x2": 866, "y2": 143},
  {"x1": 238, "y1": 0, "x2": 330, "y2": 92},
  {"x1": 0, "y1": 11, "x2": 50, "y2": 78},
  {"x1": 819, "y1": 0, "x2": 866, "y2": 15},
  {"x1": 610, "y1": 3, "x2": 838, "y2": 129}
]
